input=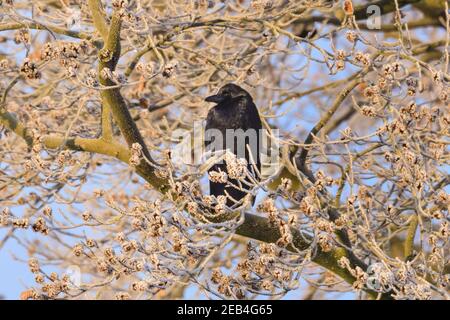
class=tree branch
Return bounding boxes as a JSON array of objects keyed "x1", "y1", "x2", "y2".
[
  {"x1": 94, "y1": 10, "x2": 170, "y2": 192},
  {"x1": 404, "y1": 215, "x2": 418, "y2": 259},
  {"x1": 237, "y1": 213, "x2": 387, "y2": 299},
  {"x1": 0, "y1": 22, "x2": 93, "y2": 40},
  {"x1": 87, "y1": 0, "x2": 109, "y2": 41},
  {"x1": 295, "y1": 73, "x2": 365, "y2": 172}
]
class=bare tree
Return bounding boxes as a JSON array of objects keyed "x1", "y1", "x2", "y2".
[{"x1": 0, "y1": 0, "x2": 448, "y2": 300}]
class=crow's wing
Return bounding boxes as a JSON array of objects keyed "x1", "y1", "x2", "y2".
[
  {"x1": 204, "y1": 99, "x2": 263, "y2": 206},
  {"x1": 205, "y1": 108, "x2": 227, "y2": 200},
  {"x1": 244, "y1": 100, "x2": 263, "y2": 174}
]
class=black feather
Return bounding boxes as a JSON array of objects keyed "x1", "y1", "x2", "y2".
[{"x1": 204, "y1": 84, "x2": 262, "y2": 207}]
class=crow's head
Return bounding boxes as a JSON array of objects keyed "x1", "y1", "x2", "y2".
[{"x1": 205, "y1": 83, "x2": 250, "y2": 104}]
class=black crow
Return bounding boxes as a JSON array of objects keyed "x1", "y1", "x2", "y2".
[{"x1": 204, "y1": 84, "x2": 262, "y2": 207}]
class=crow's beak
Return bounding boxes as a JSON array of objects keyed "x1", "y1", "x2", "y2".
[{"x1": 205, "y1": 94, "x2": 224, "y2": 103}]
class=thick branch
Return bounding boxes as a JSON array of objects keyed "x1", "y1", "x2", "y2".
[
  {"x1": 94, "y1": 11, "x2": 169, "y2": 192},
  {"x1": 0, "y1": 22, "x2": 93, "y2": 40},
  {"x1": 87, "y1": 0, "x2": 109, "y2": 41},
  {"x1": 88, "y1": 0, "x2": 112, "y2": 143},
  {"x1": 0, "y1": 107, "x2": 130, "y2": 161},
  {"x1": 404, "y1": 215, "x2": 419, "y2": 259},
  {"x1": 238, "y1": 213, "x2": 387, "y2": 299},
  {"x1": 0, "y1": 109, "x2": 33, "y2": 146}
]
